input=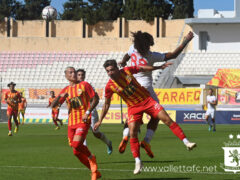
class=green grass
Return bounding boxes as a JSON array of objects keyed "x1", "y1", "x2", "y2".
[{"x1": 0, "y1": 123, "x2": 239, "y2": 180}]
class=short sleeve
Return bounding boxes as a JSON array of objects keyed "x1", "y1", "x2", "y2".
[
  {"x1": 84, "y1": 82, "x2": 96, "y2": 99},
  {"x1": 105, "y1": 83, "x2": 114, "y2": 99},
  {"x1": 127, "y1": 45, "x2": 135, "y2": 56},
  {"x1": 150, "y1": 52, "x2": 166, "y2": 62}
]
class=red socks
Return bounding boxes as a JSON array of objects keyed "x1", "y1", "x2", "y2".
[
  {"x1": 8, "y1": 120, "x2": 12, "y2": 131},
  {"x1": 169, "y1": 122, "x2": 186, "y2": 140},
  {"x1": 130, "y1": 138, "x2": 140, "y2": 158},
  {"x1": 73, "y1": 149, "x2": 90, "y2": 169},
  {"x1": 53, "y1": 120, "x2": 58, "y2": 126},
  {"x1": 71, "y1": 141, "x2": 91, "y2": 157}
]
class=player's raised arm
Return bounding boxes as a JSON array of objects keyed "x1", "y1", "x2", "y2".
[
  {"x1": 93, "y1": 97, "x2": 111, "y2": 131},
  {"x1": 139, "y1": 62, "x2": 173, "y2": 72},
  {"x1": 118, "y1": 53, "x2": 131, "y2": 67},
  {"x1": 165, "y1": 31, "x2": 194, "y2": 61}
]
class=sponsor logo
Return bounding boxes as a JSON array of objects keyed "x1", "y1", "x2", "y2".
[{"x1": 183, "y1": 113, "x2": 205, "y2": 122}]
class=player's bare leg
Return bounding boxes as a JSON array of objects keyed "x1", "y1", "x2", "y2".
[
  {"x1": 140, "y1": 117, "x2": 158, "y2": 158},
  {"x1": 205, "y1": 115, "x2": 212, "y2": 131},
  {"x1": 212, "y1": 118, "x2": 216, "y2": 132},
  {"x1": 157, "y1": 109, "x2": 196, "y2": 151},
  {"x1": 92, "y1": 130, "x2": 112, "y2": 155},
  {"x1": 57, "y1": 118, "x2": 63, "y2": 126},
  {"x1": 128, "y1": 121, "x2": 143, "y2": 174}
]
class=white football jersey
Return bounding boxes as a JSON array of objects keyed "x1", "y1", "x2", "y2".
[
  {"x1": 127, "y1": 45, "x2": 165, "y2": 88},
  {"x1": 207, "y1": 95, "x2": 216, "y2": 111}
]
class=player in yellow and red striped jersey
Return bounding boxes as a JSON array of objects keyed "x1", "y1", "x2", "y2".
[
  {"x1": 18, "y1": 92, "x2": 27, "y2": 125},
  {"x1": 94, "y1": 60, "x2": 196, "y2": 175},
  {"x1": 4, "y1": 82, "x2": 21, "y2": 136},
  {"x1": 47, "y1": 91, "x2": 63, "y2": 130},
  {"x1": 51, "y1": 67, "x2": 101, "y2": 180}
]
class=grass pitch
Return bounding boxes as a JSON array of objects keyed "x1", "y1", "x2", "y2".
[{"x1": 0, "y1": 123, "x2": 239, "y2": 180}]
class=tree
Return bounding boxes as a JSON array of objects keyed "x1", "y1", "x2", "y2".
[
  {"x1": 122, "y1": 0, "x2": 172, "y2": 22},
  {"x1": 60, "y1": 0, "x2": 87, "y2": 20},
  {"x1": 15, "y1": 0, "x2": 51, "y2": 20},
  {"x1": 61, "y1": 0, "x2": 123, "y2": 25},
  {"x1": 0, "y1": 0, "x2": 17, "y2": 21},
  {"x1": 171, "y1": 0, "x2": 194, "y2": 19}
]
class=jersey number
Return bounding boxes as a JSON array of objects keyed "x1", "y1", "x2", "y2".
[{"x1": 131, "y1": 54, "x2": 147, "y2": 66}]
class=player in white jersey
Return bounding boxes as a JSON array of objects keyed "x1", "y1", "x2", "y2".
[
  {"x1": 76, "y1": 69, "x2": 112, "y2": 154},
  {"x1": 205, "y1": 88, "x2": 217, "y2": 132},
  {"x1": 118, "y1": 31, "x2": 194, "y2": 157}
]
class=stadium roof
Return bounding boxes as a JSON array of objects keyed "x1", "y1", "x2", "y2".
[{"x1": 185, "y1": 18, "x2": 240, "y2": 24}]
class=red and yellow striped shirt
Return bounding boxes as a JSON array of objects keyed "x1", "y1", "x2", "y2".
[
  {"x1": 49, "y1": 97, "x2": 60, "y2": 112},
  {"x1": 18, "y1": 97, "x2": 27, "y2": 110},
  {"x1": 4, "y1": 90, "x2": 21, "y2": 110},
  {"x1": 59, "y1": 81, "x2": 95, "y2": 127},
  {"x1": 105, "y1": 66, "x2": 150, "y2": 107}
]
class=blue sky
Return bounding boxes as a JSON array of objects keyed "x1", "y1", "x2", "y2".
[{"x1": 50, "y1": 0, "x2": 235, "y2": 15}]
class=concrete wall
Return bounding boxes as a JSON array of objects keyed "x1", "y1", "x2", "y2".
[
  {"x1": 0, "y1": 36, "x2": 181, "y2": 52},
  {"x1": 0, "y1": 18, "x2": 192, "y2": 52},
  {"x1": 52, "y1": 20, "x2": 83, "y2": 37},
  {"x1": 192, "y1": 24, "x2": 240, "y2": 51},
  {"x1": 12, "y1": 20, "x2": 45, "y2": 37}
]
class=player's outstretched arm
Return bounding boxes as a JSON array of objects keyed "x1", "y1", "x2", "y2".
[
  {"x1": 165, "y1": 31, "x2": 194, "y2": 61},
  {"x1": 94, "y1": 98, "x2": 111, "y2": 131},
  {"x1": 51, "y1": 93, "x2": 68, "y2": 108},
  {"x1": 139, "y1": 62, "x2": 173, "y2": 72},
  {"x1": 83, "y1": 93, "x2": 99, "y2": 123},
  {"x1": 118, "y1": 53, "x2": 131, "y2": 67}
]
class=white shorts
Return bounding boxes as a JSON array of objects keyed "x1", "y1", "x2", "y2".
[
  {"x1": 205, "y1": 109, "x2": 215, "y2": 119},
  {"x1": 90, "y1": 108, "x2": 100, "y2": 133},
  {"x1": 145, "y1": 86, "x2": 159, "y2": 103}
]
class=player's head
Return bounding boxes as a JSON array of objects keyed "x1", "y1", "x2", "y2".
[
  {"x1": 132, "y1": 31, "x2": 154, "y2": 57},
  {"x1": 20, "y1": 92, "x2": 23, "y2": 96},
  {"x1": 208, "y1": 88, "x2": 214, "y2": 95},
  {"x1": 64, "y1": 67, "x2": 77, "y2": 83},
  {"x1": 76, "y1": 69, "x2": 86, "y2": 82},
  {"x1": 50, "y1": 91, "x2": 55, "y2": 97},
  {"x1": 7, "y1": 82, "x2": 16, "y2": 91},
  {"x1": 103, "y1": 59, "x2": 120, "y2": 80}
]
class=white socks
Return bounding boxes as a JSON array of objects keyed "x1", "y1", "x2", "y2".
[
  {"x1": 123, "y1": 127, "x2": 130, "y2": 138},
  {"x1": 135, "y1": 157, "x2": 141, "y2": 163},
  {"x1": 144, "y1": 129, "x2": 154, "y2": 144},
  {"x1": 183, "y1": 138, "x2": 189, "y2": 145},
  {"x1": 83, "y1": 139, "x2": 87, "y2": 146}
]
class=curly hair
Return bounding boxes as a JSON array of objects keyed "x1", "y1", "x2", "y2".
[{"x1": 132, "y1": 31, "x2": 154, "y2": 57}]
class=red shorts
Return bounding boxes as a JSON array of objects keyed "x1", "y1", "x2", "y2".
[
  {"x1": 127, "y1": 97, "x2": 163, "y2": 124},
  {"x1": 7, "y1": 107, "x2": 18, "y2": 117},
  {"x1": 52, "y1": 110, "x2": 59, "y2": 119},
  {"x1": 68, "y1": 124, "x2": 90, "y2": 147}
]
